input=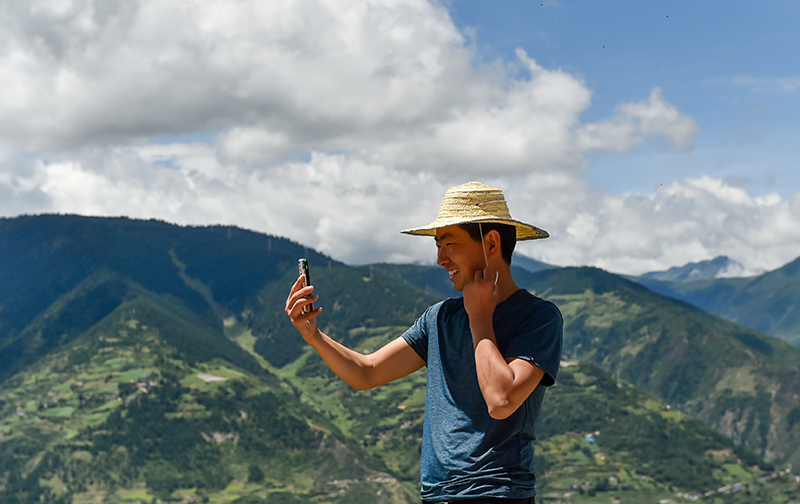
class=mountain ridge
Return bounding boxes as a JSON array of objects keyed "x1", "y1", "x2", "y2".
[
  {"x1": 631, "y1": 256, "x2": 800, "y2": 346},
  {"x1": 521, "y1": 266, "x2": 800, "y2": 466},
  {"x1": 2, "y1": 214, "x2": 800, "y2": 503},
  {"x1": 642, "y1": 255, "x2": 755, "y2": 281},
  {"x1": 1, "y1": 293, "x2": 414, "y2": 503},
  {"x1": 342, "y1": 259, "x2": 800, "y2": 468}
]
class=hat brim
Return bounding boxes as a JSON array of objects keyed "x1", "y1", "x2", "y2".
[{"x1": 401, "y1": 217, "x2": 549, "y2": 241}]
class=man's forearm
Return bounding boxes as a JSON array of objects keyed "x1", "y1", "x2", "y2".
[
  {"x1": 304, "y1": 329, "x2": 375, "y2": 390},
  {"x1": 471, "y1": 318, "x2": 544, "y2": 420},
  {"x1": 471, "y1": 319, "x2": 517, "y2": 418},
  {"x1": 304, "y1": 330, "x2": 425, "y2": 391},
  {"x1": 286, "y1": 275, "x2": 422, "y2": 390}
]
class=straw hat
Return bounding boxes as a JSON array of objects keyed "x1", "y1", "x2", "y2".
[{"x1": 401, "y1": 181, "x2": 549, "y2": 240}]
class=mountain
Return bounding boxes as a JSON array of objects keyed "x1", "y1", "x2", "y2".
[
  {"x1": 4, "y1": 302, "x2": 791, "y2": 503},
  {"x1": 364, "y1": 252, "x2": 555, "y2": 300},
  {"x1": 0, "y1": 214, "x2": 333, "y2": 383},
  {"x1": 521, "y1": 266, "x2": 800, "y2": 469},
  {"x1": 2, "y1": 214, "x2": 799, "y2": 503},
  {"x1": 533, "y1": 361, "x2": 792, "y2": 502},
  {"x1": 0, "y1": 214, "x2": 442, "y2": 503},
  {"x1": 363, "y1": 262, "x2": 453, "y2": 300},
  {"x1": 642, "y1": 255, "x2": 752, "y2": 281},
  {"x1": 511, "y1": 253, "x2": 557, "y2": 274},
  {"x1": 632, "y1": 256, "x2": 800, "y2": 346},
  {"x1": 276, "y1": 341, "x2": 795, "y2": 503},
  {"x1": 351, "y1": 260, "x2": 800, "y2": 469},
  {"x1": 0, "y1": 295, "x2": 419, "y2": 504}
]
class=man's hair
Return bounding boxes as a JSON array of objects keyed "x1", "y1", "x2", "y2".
[{"x1": 458, "y1": 222, "x2": 516, "y2": 265}]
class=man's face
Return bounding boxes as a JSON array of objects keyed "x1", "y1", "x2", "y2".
[{"x1": 435, "y1": 225, "x2": 486, "y2": 292}]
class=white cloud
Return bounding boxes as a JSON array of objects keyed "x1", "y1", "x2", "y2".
[
  {"x1": 375, "y1": 48, "x2": 593, "y2": 175},
  {"x1": 0, "y1": 0, "x2": 693, "y2": 162},
  {"x1": 4, "y1": 0, "x2": 796, "y2": 277},
  {"x1": 4, "y1": 142, "x2": 799, "y2": 276},
  {"x1": 576, "y1": 88, "x2": 699, "y2": 152},
  {"x1": 0, "y1": 0, "x2": 475, "y2": 151},
  {"x1": 514, "y1": 175, "x2": 800, "y2": 275}
]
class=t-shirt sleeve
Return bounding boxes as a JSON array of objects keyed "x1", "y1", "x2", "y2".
[
  {"x1": 401, "y1": 304, "x2": 435, "y2": 363},
  {"x1": 505, "y1": 300, "x2": 563, "y2": 386}
]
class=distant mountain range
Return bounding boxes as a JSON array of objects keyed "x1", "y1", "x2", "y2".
[
  {"x1": 512, "y1": 253, "x2": 557, "y2": 274},
  {"x1": 642, "y1": 255, "x2": 755, "y2": 281},
  {"x1": 1, "y1": 215, "x2": 799, "y2": 503},
  {"x1": 378, "y1": 260, "x2": 800, "y2": 462},
  {"x1": 378, "y1": 251, "x2": 800, "y2": 349},
  {"x1": 631, "y1": 256, "x2": 800, "y2": 347}
]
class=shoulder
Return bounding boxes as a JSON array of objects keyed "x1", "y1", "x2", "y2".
[
  {"x1": 437, "y1": 296, "x2": 468, "y2": 322},
  {"x1": 410, "y1": 298, "x2": 456, "y2": 331},
  {"x1": 426, "y1": 298, "x2": 453, "y2": 318},
  {"x1": 440, "y1": 296, "x2": 464, "y2": 311},
  {"x1": 402, "y1": 298, "x2": 462, "y2": 361},
  {"x1": 507, "y1": 290, "x2": 562, "y2": 321}
]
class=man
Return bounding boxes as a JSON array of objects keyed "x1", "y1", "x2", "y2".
[{"x1": 285, "y1": 181, "x2": 563, "y2": 504}]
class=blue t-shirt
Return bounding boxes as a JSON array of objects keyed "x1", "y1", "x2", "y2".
[{"x1": 401, "y1": 289, "x2": 562, "y2": 502}]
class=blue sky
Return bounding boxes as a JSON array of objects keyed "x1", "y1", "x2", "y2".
[
  {"x1": 449, "y1": 1, "x2": 800, "y2": 197},
  {"x1": 0, "y1": 0, "x2": 798, "y2": 275}
]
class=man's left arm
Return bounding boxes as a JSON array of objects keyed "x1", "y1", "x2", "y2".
[
  {"x1": 471, "y1": 325, "x2": 546, "y2": 420},
  {"x1": 464, "y1": 267, "x2": 553, "y2": 420}
]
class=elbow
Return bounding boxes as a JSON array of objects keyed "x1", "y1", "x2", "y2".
[
  {"x1": 349, "y1": 354, "x2": 385, "y2": 391},
  {"x1": 486, "y1": 397, "x2": 515, "y2": 420},
  {"x1": 350, "y1": 381, "x2": 373, "y2": 392},
  {"x1": 348, "y1": 368, "x2": 378, "y2": 391}
]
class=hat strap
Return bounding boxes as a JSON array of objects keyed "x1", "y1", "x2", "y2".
[{"x1": 478, "y1": 222, "x2": 499, "y2": 286}]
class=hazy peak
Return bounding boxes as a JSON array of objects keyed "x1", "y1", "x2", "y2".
[{"x1": 642, "y1": 256, "x2": 760, "y2": 281}]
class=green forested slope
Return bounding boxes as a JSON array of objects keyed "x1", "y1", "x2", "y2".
[
  {"x1": 534, "y1": 361, "x2": 797, "y2": 503},
  {"x1": 372, "y1": 260, "x2": 800, "y2": 467},
  {"x1": 246, "y1": 265, "x2": 441, "y2": 367},
  {"x1": 2, "y1": 215, "x2": 799, "y2": 503},
  {"x1": 631, "y1": 256, "x2": 800, "y2": 346},
  {"x1": 0, "y1": 296, "x2": 417, "y2": 504},
  {"x1": 365, "y1": 261, "x2": 547, "y2": 300},
  {"x1": 269, "y1": 331, "x2": 798, "y2": 504},
  {"x1": 522, "y1": 267, "x2": 800, "y2": 468},
  {"x1": 0, "y1": 215, "x2": 334, "y2": 383}
]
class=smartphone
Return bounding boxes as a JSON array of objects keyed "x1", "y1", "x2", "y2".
[{"x1": 297, "y1": 258, "x2": 313, "y2": 313}]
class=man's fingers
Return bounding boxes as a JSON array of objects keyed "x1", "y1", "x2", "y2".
[
  {"x1": 290, "y1": 283, "x2": 315, "y2": 302},
  {"x1": 288, "y1": 293, "x2": 318, "y2": 316},
  {"x1": 285, "y1": 276, "x2": 322, "y2": 341},
  {"x1": 474, "y1": 267, "x2": 495, "y2": 283},
  {"x1": 294, "y1": 302, "x2": 321, "y2": 323},
  {"x1": 286, "y1": 276, "x2": 315, "y2": 313},
  {"x1": 290, "y1": 274, "x2": 307, "y2": 294}
]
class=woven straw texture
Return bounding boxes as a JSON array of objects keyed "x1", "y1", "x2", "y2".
[{"x1": 402, "y1": 181, "x2": 549, "y2": 240}]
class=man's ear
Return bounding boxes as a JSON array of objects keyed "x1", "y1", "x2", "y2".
[{"x1": 485, "y1": 229, "x2": 502, "y2": 258}]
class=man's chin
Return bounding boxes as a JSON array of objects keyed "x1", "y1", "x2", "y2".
[{"x1": 446, "y1": 269, "x2": 467, "y2": 291}]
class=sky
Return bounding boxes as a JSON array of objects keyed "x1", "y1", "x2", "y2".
[{"x1": 1, "y1": 0, "x2": 798, "y2": 276}]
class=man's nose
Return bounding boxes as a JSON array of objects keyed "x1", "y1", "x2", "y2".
[{"x1": 436, "y1": 247, "x2": 447, "y2": 266}]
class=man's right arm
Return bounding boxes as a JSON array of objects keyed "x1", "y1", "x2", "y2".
[{"x1": 285, "y1": 275, "x2": 425, "y2": 390}]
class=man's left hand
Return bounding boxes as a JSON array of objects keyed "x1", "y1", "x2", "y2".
[{"x1": 463, "y1": 267, "x2": 499, "y2": 323}]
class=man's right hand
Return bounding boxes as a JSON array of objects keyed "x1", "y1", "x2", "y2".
[
  {"x1": 285, "y1": 275, "x2": 321, "y2": 341},
  {"x1": 284, "y1": 274, "x2": 425, "y2": 390}
]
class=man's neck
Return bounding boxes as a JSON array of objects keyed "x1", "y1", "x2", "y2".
[{"x1": 494, "y1": 265, "x2": 520, "y2": 304}]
